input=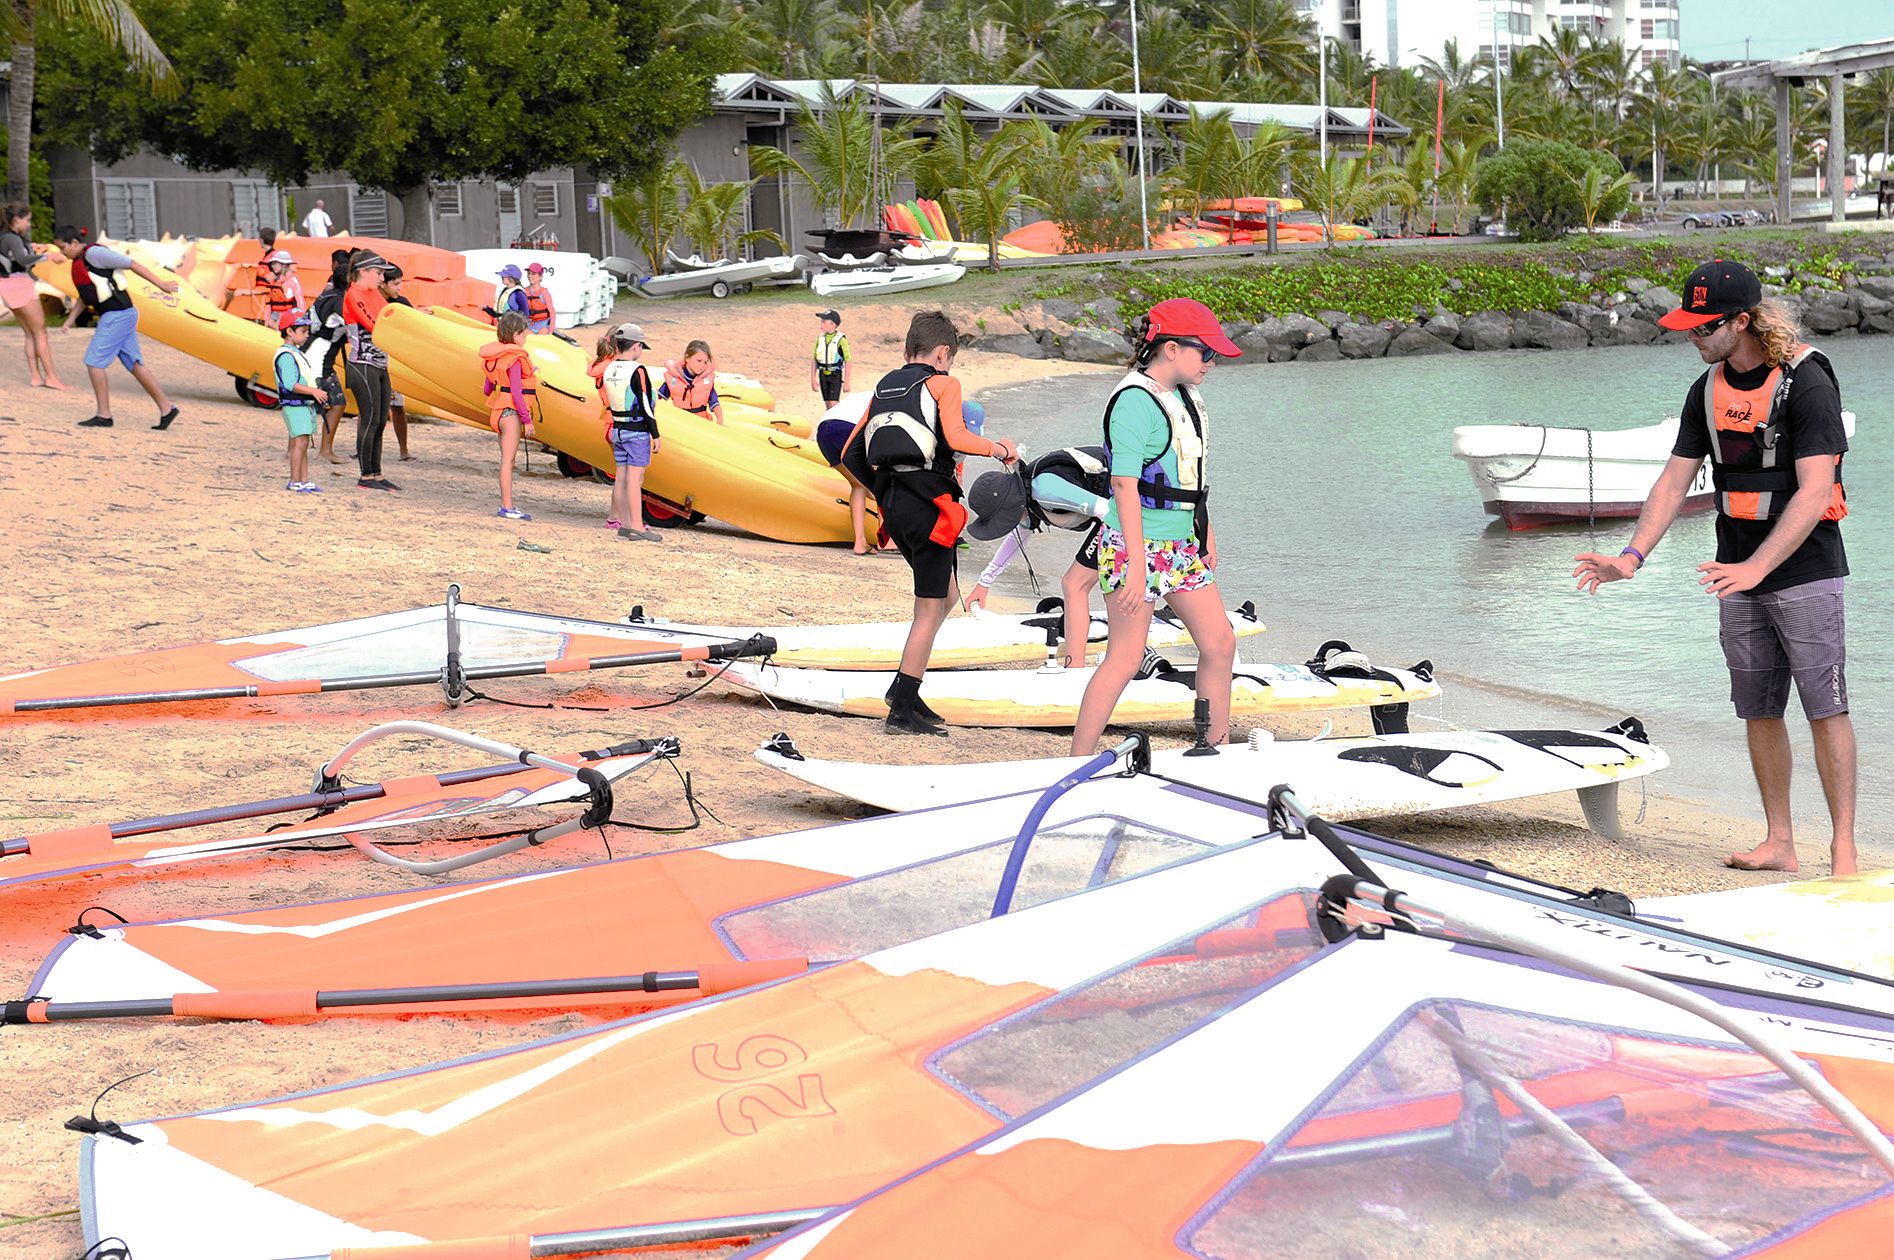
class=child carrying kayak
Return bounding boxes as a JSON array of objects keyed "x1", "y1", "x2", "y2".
[
  {"x1": 660, "y1": 340, "x2": 724, "y2": 424},
  {"x1": 590, "y1": 322, "x2": 662, "y2": 543},
  {"x1": 274, "y1": 311, "x2": 329, "y2": 492},
  {"x1": 480, "y1": 312, "x2": 538, "y2": 521}
]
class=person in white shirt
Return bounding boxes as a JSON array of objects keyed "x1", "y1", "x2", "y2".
[{"x1": 302, "y1": 200, "x2": 333, "y2": 238}]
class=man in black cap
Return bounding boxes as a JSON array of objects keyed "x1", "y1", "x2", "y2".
[
  {"x1": 810, "y1": 309, "x2": 850, "y2": 405},
  {"x1": 1575, "y1": 259, "x2": 1854, "y2": 875}
]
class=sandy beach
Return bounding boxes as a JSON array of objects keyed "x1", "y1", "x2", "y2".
[{"x1": 0, "y1": 292, "x2": 1871, "y2": 1256}]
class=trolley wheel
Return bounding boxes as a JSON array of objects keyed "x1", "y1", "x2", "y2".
[
  {"x1": 643, "y1": 492, "x2": 705, "y2": 524},
  {"x1": 710, "y1": 280, "x2": 732, "y2": 300},
  {"x1": 555, "y1": 451, "x2": 596, "y2": 479}
]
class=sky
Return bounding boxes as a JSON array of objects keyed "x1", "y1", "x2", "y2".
[{"x1": 1678, "y1": 0, "x2": 1890, "y2": 62}]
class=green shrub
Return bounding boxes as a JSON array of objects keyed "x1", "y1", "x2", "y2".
[{"x1": 1474, "y1": 141, "x2": 1630, "y2": 243}]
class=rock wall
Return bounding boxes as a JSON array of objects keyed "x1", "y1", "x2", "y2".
[{"x1": 974, "y1": 257, "x2": 1894, "y2": 366}]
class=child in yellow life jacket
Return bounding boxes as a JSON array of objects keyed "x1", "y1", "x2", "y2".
[
  {"x1": 660, "y1": 339, "x2": 724, "y2": 424},
  {"x1": 480, "y1": 312, "x2": 537, "y2": 522},
  {"x1": 589, "y1": 323, "x2": 663, "y2": 542}
]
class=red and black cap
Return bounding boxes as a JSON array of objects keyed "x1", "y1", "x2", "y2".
[
  {"x1": 1658, "y1": 259, "x2": 1763, "y2": 330},
  {"x1": 1144, "y1": 297, "x2": 1242, "y2": 357}
]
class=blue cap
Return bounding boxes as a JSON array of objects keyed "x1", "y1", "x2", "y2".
[
  {"x1": 961, "y1": 399, "x2": 986, "y2": 436},
  {"x1": 499, "y1": 264, "x2": 523, "y2": 281}
]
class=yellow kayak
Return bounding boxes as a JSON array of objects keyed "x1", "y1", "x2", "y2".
[
  {"x1": 376, "y1": 304, "x2": 870, "y2": 543},
  {"x1": 423, "y1": 306, "x2": 789, "y2": 426}
]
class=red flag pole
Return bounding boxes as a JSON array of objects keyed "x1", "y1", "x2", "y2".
[
  {"x1": 1367, "y1": 74, "x2": 1378, "y2": 161},
  {"x1": 1431, "y1": 78, "x2": 1445, "y2": 234}
]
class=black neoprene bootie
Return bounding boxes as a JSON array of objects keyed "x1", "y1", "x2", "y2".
[
  {"x1": 885, "y1": 672, "x2": 947, "y2": 737},
  {"x1": 884, "y1": 673, "x2": 944, "y2": 724}
]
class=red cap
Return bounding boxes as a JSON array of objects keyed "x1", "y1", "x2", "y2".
[
  {"x1": 526, "y1": 261, "x2": 545, "y2": 273},
  {"x1": 1144, "y1": 297, "x2": 1241, "y2": 357}
]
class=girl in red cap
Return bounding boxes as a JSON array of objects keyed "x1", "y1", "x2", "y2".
[{"x1": 1072, "y1": 297, "x2": 1240, "y2": 754}]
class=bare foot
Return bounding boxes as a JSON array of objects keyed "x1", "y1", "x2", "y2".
[
  {"x1": 1831, "y1": 842, "x2": 1858, "y2": 878},
  {"x1": 40, "y1": 379, "x2": 71, "y2": 391},
  {"x1": 400, "y1": 452, "x2": 414, "y2": 461},
  {"x1": 324, "y1": 451, "x2": 344, "y2": 465},
  {"x1": 1726, "y1": 840, "x2": 1798, "y2": 873}
]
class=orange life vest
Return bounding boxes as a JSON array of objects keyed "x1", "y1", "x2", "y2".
[
  {"x1": 664, "y1": 360, "x2": 716, "y2": 413},
  {"x1": 481, "y1": 341, "x2": 538, "y2": 428},
  {"x1": 523, "y1": 284, "x2": 554, "y2": 326},
  {"x1": 1704, "y1": 344, "x2": 1846, "y2": 524},
  {"x1": 589, "y1": 359, "x2": 610, "y2": 430},
  {"x1": 262, "y1": 273, "x2": 300, "y2": 328}
]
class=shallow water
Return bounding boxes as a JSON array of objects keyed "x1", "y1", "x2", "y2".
[{"x1": 980, "y1": 338, "x2": 1889, "y2": 827}]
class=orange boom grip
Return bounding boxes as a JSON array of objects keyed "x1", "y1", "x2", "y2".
[
  {"x1": 256, "y1": 678, "x2": 323, "y2": 696},
  {"x1": 695, "y1": 957, "x2": 810, "y2": 995},
  {"x1": 27, "y1": 824, "x2": 116, "y2": 859},
  {"x1": 172, "y1": 989, "x2": 320, "y2": 1021},
  {"x1": 333, "y1": 1238, "x2": 530, "y2": 1260},
  {"x1": 681, "y1": 645, "x2": 711, "y2": 662}
]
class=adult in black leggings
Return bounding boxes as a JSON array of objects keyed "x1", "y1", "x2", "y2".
[{"x1": 341, "y1": 252, "x2": 396, "y2": 490}]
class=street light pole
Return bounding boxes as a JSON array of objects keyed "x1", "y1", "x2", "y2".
[
  {"x1": 1129, "y1": 0, "x2": 1152, "y2": 251},
  {"x1": 1492, "y1": 1, "x2": 1506, "y2": 148},
  {"x1": 1318, "y1": 34, "x2": 1328, "y2": 168}
]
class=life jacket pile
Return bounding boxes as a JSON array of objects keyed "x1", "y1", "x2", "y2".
[
  {"x1": 1102, "y1": 369, "x2": 1209, "y2": 532},
  {"x1": 480, "y1": 341, "x2": 539, "y2": 428},
  {"x1": 1702, "y1": 344, "x2": 1846, "y2": 524},
  {"x1": 663, "y1": 360, "x2": 717, "y2": 413}
]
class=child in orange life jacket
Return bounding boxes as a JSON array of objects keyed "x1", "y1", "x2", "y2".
[
  {"x1": 660, "y1": 339, "x2": 724, "y2": 424},
  {"x1": 522, "y1": 262, "x2": 556, "y2": 334},
  {"x1": 590, "y1": 322, "x2": 663, "y2": 543},
  {"x1": 254, "y1": 250, "x2": 304, "y2": 330},
  {"x1": 480, "y1": 311, "x2": 538, "y2": 521}
]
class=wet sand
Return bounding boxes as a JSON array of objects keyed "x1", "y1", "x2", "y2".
[{"x1": 0, "y1": 295, "x2": 1854, "y2": 1255}]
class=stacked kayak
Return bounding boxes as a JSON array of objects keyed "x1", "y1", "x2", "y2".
[
  {"x1": 462, "y1": 248, "x2": 619, "y2": 323},
  {"x1": 221, "y1": 236, "x2": 492, "y2": 322},
  {"x1": 375, "y1": 304, "x2": 866, "y2": 543}
]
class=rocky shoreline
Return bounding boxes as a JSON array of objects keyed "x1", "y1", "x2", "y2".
[{"x1": 969, "y1": 258, "x2": 1894, "y2": 365}]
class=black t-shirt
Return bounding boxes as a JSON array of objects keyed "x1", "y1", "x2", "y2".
[{"x1": 1672, "y1": 354, "x2": 1848, "y2": 593}]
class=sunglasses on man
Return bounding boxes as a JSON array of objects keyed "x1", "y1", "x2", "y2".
[{"x1": 1685, "y1": 313, "x2": 1736, "y2": 339}]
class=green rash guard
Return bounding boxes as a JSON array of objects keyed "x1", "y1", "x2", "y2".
[{"x1": 1103, "y1": 388, "x2": 1196, "y2": 542}]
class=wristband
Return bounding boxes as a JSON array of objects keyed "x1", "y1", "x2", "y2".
[{"x1": 1619, "y1": 546, "x2": 1645, "y2": 569}]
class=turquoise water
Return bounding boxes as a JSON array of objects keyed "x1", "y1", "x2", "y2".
[{"x1": 980, "y1": 339, "x2": 1888, "y2": 825}]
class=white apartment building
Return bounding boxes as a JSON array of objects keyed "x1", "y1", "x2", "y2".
[{"x1": 1296, "y1": 0, "x2": 1681, "y2": 72}]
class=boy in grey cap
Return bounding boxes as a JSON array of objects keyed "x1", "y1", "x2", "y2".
[{"x1": 811, "y1": 309, "x2": 850, "y2": 403}]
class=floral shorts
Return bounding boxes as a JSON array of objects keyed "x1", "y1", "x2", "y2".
[{"x1": 1097, "y1": 526, "x2": 1215, "y2": 601}]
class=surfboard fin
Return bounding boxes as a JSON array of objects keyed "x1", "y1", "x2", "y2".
[{"x1": 1577, "y1": 782, "x2": 1621, "y2": 840}]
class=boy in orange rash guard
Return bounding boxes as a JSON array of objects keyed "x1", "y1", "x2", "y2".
[{"x1": 841, "y1": 310, "x2": 1019, "y2": 735}]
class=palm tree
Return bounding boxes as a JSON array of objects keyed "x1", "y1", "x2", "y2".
[
  {"x1": 941, "y1": 131, "x2": 1044, "y2": 271},
  {"x1": 1236, "y1": 120, "x2": 1301, "y2": 200},
  {"x1": 1292, "y1": 153, "x2": 1400, "y2": 246},
  {"x1": 1213, "y1": 0, "x2": 1314, "y2": 87},
  {"x1": 1436, "y1": 139, "x2": 1484, "y2": 233},
  {"x1": 749, "y1": 84, "x2": 927, "y2": 229},
  {"x1": 743, "y1": 0, "x2": 846, "y2": 77},
  {"x1": 1571, "y1": 162, "x2": 1633, "y2": 231},
  {"x1": 1630, "y1": 60, "x2": 1690, "y2": 205},
  {"x1": 4, "y1": 0, "x2": 175, "y2": 201},
  {"x1": 1120, "y1": 5, "x2": 1215, "y2": 99},
  {"x1": 1167, "y1": 107, "x2": 1244, "y2": 224},
  {"x1": 1581, "y1": 38, "x2": 1640, "y2": 125},
  {"x1": 1847, "y1": 68, "x2": 1894, "y2": 174},
  {"x1": 675, "y1": 166, "x2": 785, "y2": 261},
  {"x1": 1034, "y1": 9, "x2": 1125, "y2": 89},
  {"x1": 1534, "y1": 28, "x2": 1588, "y2": 103},
  {"x1": 606, "y1": 159, "x2": 687, "y2": 272},
  {"x1": 1391, "y1": 141, "x2": 1433, "y2": 235},
  {"x1": 1009, "y1": 115, "x2": 1118, "y2": 226}
]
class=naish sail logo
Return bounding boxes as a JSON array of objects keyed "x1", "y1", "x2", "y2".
[{"x1": 1535, "y1": 909, "x2": 1730, "y2": 965}]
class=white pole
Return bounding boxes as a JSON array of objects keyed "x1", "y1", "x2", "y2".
[
  {"x1": 1492, "y1": 2, "x2": 1505, "y2": 148},
  {"x1": 1129, "y1": 0, "x2": 1151, "y2": 251},
  {"x1": 1318, "y1": 35, "x2": 1328, "y2": 168}
]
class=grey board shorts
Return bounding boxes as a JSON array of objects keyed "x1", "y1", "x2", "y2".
[{"x1": 1718, "y1": 577, "x2": 1848, "y2": 720}]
